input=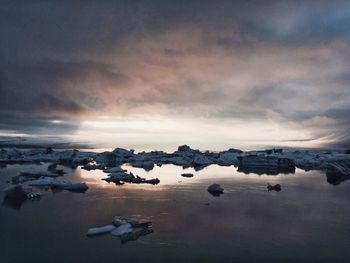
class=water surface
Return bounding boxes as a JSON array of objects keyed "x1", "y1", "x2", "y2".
[{"x1": 1, "y1": 163, "x2": 350, "y2": 262}]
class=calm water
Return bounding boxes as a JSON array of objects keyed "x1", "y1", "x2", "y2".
[{"x1": 1, "y1": 163, "x2": 350, "y2": 262}]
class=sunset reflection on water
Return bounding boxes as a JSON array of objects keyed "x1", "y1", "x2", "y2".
[{"x1": 1, "y1": 163, "x2": 350, "y2": 262}]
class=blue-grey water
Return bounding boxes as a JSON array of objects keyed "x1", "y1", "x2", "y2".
[{"x1": 1, "y1": 163, "x2": 350, "y2": 262}]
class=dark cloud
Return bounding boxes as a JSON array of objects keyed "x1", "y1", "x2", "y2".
[
  {"x1": 236, "y1": 1, "x2": 350, "y2": 43},
  {"x1": 0, "y1": 59, "x2": 126, "y2": 114},
  {"x1": 0, "y1": 0, "x2": 349, "y2": 147},
  {"x1": 325, "y1": 108, "x2": 350, "y2": 121},
  {"x1": 0, "y1": 111, "x2": 79, "y2": 135}
]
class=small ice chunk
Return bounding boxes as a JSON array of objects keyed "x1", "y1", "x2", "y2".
[
  {"x1": 109, "y1": 167, "x2": 127, "y2": 173},
  {"x1": 87, "y1": 225, "x2": 116, "y2": 236},
  {"x1": 181, "y1": 173, "x2": 193, "y2": 178},
  {"x1": 207, "y1": 184, "x2": 224, "y2": 196},
  {"x1": 111, "y1": 223, "x2": 132, "y2": 237},
  {"x1": 112, "y1": 217, "x2": 143, "y2": 227},
  {"x1": 62, "y1": 183, "x2": 88, "y2": 192},
  {"x1": 267, "y1": 183, "x2": 282, "y2": 192}
]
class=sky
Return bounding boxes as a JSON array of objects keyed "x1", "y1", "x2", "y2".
[{"x1": 1, "y1": 0, "x2": 350, "y2": 150}]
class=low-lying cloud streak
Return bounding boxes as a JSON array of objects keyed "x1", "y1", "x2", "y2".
[{"x1": 1, "y1": 0, "x2": 350, "y2": 149}]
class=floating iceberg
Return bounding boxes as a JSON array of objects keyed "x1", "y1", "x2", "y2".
[
  {"x1": 207, "y1": 184, "x2": 224, "y2": 196},
  {"x1": 87, "y1": 217, "x2": 153, "y2": 243}
]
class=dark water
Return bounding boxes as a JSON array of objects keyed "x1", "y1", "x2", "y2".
[{"x1": 1, "y1": 163, "x2": 350, "y2": 262}]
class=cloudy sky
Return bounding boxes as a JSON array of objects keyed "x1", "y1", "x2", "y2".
[{"x1": 1, "y1": 0, "x2": 350, "y2": 150}]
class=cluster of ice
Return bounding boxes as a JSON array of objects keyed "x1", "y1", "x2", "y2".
[
  {"x1": 102, "y1": 169, "x2": 160, "y2": 185},
  {"x1": 237, "y1": 154, "x2": 295, "y2": 175},
  {"x1": 1, "y1": 145, "x2": 350, "y2": 192},
  {"x1": 3, "y1": 185, "x2": 41, "y2": 209},
  {"x1": 87, "y1": 217, "x2": 153, "y2": 243},
  {"x1": 1, "y1": 152, "x2": 91, "y2": 208},
  {"x1": 1, "y1": 145, "x2": 348, "y2": 173}
]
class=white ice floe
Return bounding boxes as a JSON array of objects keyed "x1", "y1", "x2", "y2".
[
  {"x1": 111, "y1": 223, "x2": 133, "y2": 237},
  {"x1": 29, "y1": 177, "x2": 68, "y2": 187},
  {"x1": 29, "y1": 177, "x2": 88, "y2": 192},
  {"x1": 87, "y1": 225, "x2": 116, "y2": 236},
  {"x1": 87, "y1": 217, "x2": 153, "y2": 243}
]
